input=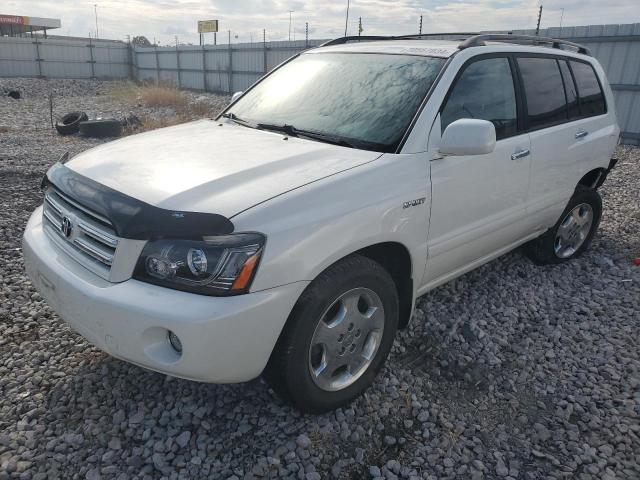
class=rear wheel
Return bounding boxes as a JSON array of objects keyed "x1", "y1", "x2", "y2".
[
  {"x1": 266, "y1": 255, "x2": 399, "y2": 413},
  {"x1": 526, "y1": 185, "x2": 602, "y2": 265}
]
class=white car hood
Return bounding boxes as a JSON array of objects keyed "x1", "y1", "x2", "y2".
[{"x1": 67, "y1": 120, "x2": 381, "y2": 217}]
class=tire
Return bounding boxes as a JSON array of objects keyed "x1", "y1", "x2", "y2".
[
  {"x1": 525, "y1": 185, "x2": 602, "y2": 265},
  {"x1": 55, "y1": 111, "x2": 88, "y2": 135},
  {"x1": 79, "y1": 119, "x2": 123, "y2": 138},
  {"x1": 265, "y1": 254, "x2": 399, "y2": 413}
]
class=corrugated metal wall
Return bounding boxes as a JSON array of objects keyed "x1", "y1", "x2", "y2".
[
  {"x1": 132, "y1": 39, "x2": 325, "y2": 94},
  {"x1": 0, "y1": 36, "x2": 130, "y2": 79},
  {"x1": 509, "y1": 24, "x2": 640, "y2": 145},
  {"x1": 2, "y1": 24, "x2": 639, "y2": 144}
]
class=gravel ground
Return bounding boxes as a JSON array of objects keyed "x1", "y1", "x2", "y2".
[{"x1": 1, "y1": 78, "x2": 639, "y2": 480}]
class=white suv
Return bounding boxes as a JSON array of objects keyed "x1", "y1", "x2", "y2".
[{"x1": 23, "y1": 34, "x2": 620, "y2": 413}]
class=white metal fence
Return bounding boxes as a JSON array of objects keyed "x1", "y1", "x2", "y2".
[
  {"x1": 132, "y1": 39, "x2": 325, "y2": 94},
  {"x1": 0, "y1": 36, "x2": 130, "y2": 79},
  {"x1": 1, "y1": 24, "x2": 639, "y2": 144}
]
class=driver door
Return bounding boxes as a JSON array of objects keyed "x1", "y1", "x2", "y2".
[{"x1": 423, "y1": 55, "x2": 532, "y2": 287}]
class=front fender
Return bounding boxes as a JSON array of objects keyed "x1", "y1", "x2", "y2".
[{"x1": 232, "y1": 153, "x2": 431, "y2": 295}]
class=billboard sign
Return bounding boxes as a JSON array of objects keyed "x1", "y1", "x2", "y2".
[
  {"x1": 0, "y1": 15, "x2": 28, "y2": 25},
  {"x1": 198, "y1": 20, "x2": 218, "y2": 33}
]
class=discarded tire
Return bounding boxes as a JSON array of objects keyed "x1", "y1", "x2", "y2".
[
  {"x1": 79, "y1": 119, "x2": 123, "y2": 138},
  {"x1": 55, "y1": 111, "x2": 88, "y2": 136}
]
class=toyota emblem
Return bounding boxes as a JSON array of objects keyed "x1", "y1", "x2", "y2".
[{"x1": 61, "y1": 216, "x2": 73, "y2": 238}]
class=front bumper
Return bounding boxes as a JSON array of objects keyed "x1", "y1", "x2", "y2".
[{"x1": 23, "y1": 207, "x2": 308, "y2": 383}]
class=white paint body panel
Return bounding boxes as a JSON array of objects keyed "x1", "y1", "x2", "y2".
[
  {"x1": 23, "y1": 208, "x2": 308, "y2": 383},
  {"x1": 23, "y1": 40, "x2": 620, "y2": 383},
  {"x1": 66, "y1": 119, "x2": 380, "y2": 218}
]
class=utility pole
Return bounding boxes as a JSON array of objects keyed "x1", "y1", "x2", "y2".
[
  {"x1": 419, "y1": 15, "x2": 423, "y2": 35},
  {"x1": 344, "y1": 0, "x2": 350, "y2": 37},
  {"x1": 358, "y1": 17, "x2": 362, "y2": 36},
  {"x1": 560, "y1": 8, "x2": 565, "y2": 29},
  {"x1": 288, "y1": 11, "x2": 294, "y2": 41},
  {"x1": 535, "y1": 5, "x2": 543, "y2": 36},
  {"x1": 305, "y1": 22, "x2": 309, "y2": 47},
  {"x1": 94, "y1": 4, "x2": 99, "y2": 39}
]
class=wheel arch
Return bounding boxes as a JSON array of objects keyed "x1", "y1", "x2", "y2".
[
  {"x1": 578, "y1": 167, "x2": 607, "y2": 190},
  {"x1": 264, "y1": 241, "x2": 415, "y2": 381},
  {"x1": 354, "y1": 242, "x2": 414, "y2": 330},
  {"x1": 291, "y1": 241, "x2": 415, "y2": 330}
]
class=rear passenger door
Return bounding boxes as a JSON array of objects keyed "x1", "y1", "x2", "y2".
[{"x1": 516, "y1": 56, "x2": 602, "y2": 230}]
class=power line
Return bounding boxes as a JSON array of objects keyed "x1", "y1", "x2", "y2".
[
  {"x1": 344, "y1": 0, "x2": 350, "y2": 36},
  {"x1": 94, "y1": 4, "x2": 99, "y2": 39},
  {"x1": 535, "y1": 5, "x2": 543, "y2": 35},
  {"x1": 288, "y1": 10, "x2": 294, "y2": 41}
]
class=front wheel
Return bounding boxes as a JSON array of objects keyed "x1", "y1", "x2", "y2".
[
  {"x1": 265, "y1": 255, "x2": 399, "y2": 413},
  {"x1": 525, "y1": 185, "x2": 602, "y2": 265}
]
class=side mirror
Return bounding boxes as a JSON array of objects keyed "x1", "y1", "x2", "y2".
[
  {"x1": 231, "y1": 91, "x2": 244, "y2": 103},
  {"x1": 439, "y1": 119, "x2": 496, "y2": 156}
]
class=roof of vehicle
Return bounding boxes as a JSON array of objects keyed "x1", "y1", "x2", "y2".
[
  {"x1": 309, "y1": 40, "x2": 461, "y2": 58},
  {"x1": 308, "y1": 34, "x2": 592, "y2": 59}
]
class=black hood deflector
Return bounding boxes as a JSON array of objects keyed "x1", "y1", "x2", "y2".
[{"x1": 42, "y1": 162, "x2": 234, "y2": 240}]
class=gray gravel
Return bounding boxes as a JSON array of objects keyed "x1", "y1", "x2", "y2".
[{"x1": 1, "y1": 78, "x2": 639, "y2": 480}]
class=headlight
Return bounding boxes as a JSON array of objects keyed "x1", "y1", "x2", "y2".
[{"x1": 133, "y1": 233, "x2": 265, "y2": 296}]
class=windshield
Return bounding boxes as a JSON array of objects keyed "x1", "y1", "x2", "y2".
[{"x1": 224, "y1": 52, "x2": 445, "y2": 152}]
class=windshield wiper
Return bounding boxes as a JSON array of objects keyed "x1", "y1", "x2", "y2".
[
  {"x1": 256, "y1": 122, "x2": 359, "y2": 148},
  {"x1": 221, "y1": 112, "x2": 256, "y2": 128},
  {"x1": 256, "y1": 122, "x2": 299, "y2": 137}
]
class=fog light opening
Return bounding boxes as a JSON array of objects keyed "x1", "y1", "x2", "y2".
[{"x1": 167, "y1": 330, "x2": 183, "y2": 354}]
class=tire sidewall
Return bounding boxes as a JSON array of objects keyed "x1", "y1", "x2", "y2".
[
  {"x1": 283, "y1": 258, "x2": 399, "y2": 412},
  {"x1": 79, "y1": 119, "x2": 123, "y2": 138},
  {"x1": 55, "y1": 112, "x2": 88, "y2": 135},
  {"x1": 549, "y1": 186, "x2": 602, "y2": 262}
]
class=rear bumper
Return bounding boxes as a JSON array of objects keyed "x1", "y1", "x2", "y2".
[{"x1": 23, "y1": 207, "x2": 307, "y2": 383}]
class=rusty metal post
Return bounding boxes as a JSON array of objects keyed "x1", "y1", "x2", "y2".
[
  {"x1": 88, "y1": 35, "x2": 96, "y2": 78},
  {"x1": 33, "y1": 33, "x2": 44, "y2": 77},
  {"x1": 202, "y1": 45, "x2": 208, "y2": 92},
  {"x1": 154, "y1": 45, "x2": 160, "y2": 84},
  {"x1": 228, "y1": 30, "x2": 233, "y2": 94},
  {"x1": 263, "y1": 29, "x2": 268, "y2": 74},
  {"x1": 175, "y1": 37, "x2": 181, "y2": 88}
]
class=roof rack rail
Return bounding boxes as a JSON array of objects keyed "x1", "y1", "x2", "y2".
[
  {"x1": 320, "y1": 32, "x2": 480, "y2": 48},
  {"x1": 320, "y1": 36, "x2": 391, "y2": 47},
  {"x1": 458, "y1": 34, "x2": 591, "y2": 55}
]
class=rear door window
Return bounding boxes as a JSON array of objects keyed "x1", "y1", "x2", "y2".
[
  {"x1": 558, "y1": 60, "x2": 580, "y2": 120},
  {"x1": 441, "y1": 57, "x2": 518, "y2": 140},
  {"x1": 517, "y1": 57, "x2": 567, "y2": 131},
  {"x1": 570, "y1": 61, "x2": 606, "y2": 117}
]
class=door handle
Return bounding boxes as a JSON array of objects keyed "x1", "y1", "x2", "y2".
[
  {"x1": 575, "y1": 130, "x2": 589, "y2": 139},
  {"x1": 511, "y1": 149, "x2": 530, "y2": 160}
]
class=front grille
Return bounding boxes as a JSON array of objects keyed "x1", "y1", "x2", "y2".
[{"x1": 42, "y1": 187, "x2": 120, "y2": 279}]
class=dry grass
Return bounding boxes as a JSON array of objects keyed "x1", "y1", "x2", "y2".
[
  {"x1": 108, "y1": 82, "x2": 189, "y2": 109},
  {"x1": 121, "y1": 114, "x2": 192, "y2": 136},
  {"x1": 109, "y1": 81, "x2": 218, "y2": 136}
]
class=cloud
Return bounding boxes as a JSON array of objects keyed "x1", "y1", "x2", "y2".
[{"x1": 2, "y1": 0, "x2": 636, "y2": 45}]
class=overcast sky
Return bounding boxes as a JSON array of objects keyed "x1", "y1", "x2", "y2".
[{"x1": 4, "y1": 0, "x2": 638, "y2": 45}]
